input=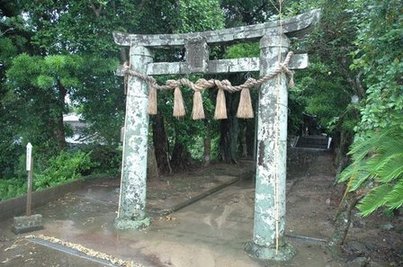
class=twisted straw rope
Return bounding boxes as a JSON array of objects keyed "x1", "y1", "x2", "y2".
[{"x1": 122, "y1": 51, "x2": 294, "y2": 92}]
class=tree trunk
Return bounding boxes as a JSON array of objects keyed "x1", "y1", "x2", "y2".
[
  {"x1": 219, "y1": 119, "x2": 230, "y2": 162},
  {"x1": 241, "y1": 124, "x2": 248, "y2": 158},
  {"x1": 203, "y1": 136, "x2": 211, "y2": 166},
  {"x1": 147, "y1": 146, "x2": 159, "y2": 179},
  {"x1": 246, "y1": 118, "x2": 256, "y2": 158},
  {"x1": 327, "y1": 190, "x2": 359, "y2": 256},
  {"x1": 335, "y1": 129, "x2": 353, "y2": 174},
  {"x1": 151, "y1": 114, "x2": 171, "y2": 175},
  {"x1": 219, "y1": 119, "x2": 239, "y2": 163},
  {"x1": 54, "y1": 113, "x2": 66, "y2": 150},
  {"x1": 218, "y1": 92, "x2": 239, "y2": 163},
  {"x1": 170, "y1": 141, "x2": 191, "y2": 171},
  {"x1": 55, "y1": 80, "x2": 67, "y2": 150}
]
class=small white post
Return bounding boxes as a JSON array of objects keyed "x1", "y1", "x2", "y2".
[{"x1": 26, "y1": 143, "x2": 33, "y2": 216}]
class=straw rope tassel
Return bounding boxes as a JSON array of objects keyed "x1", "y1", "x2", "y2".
[
  {"x1": 236, "y1": 88, "x2": 254, "y2": 119},
  {"x1": 214, "y1": 88, "x2": 227, "y2": 120},
  {"x1": 192, "y1": 90, "x2": 205, "y2": 120},
  {"x1": 173, "y1": 87, "x2": 186, "y2": 118},
  {"x1": 148, "y1": 85, "x2": 158, "y2": 115}
]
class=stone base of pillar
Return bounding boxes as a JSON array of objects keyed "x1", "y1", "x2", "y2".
[
  {"x1": 244, "y1": 241, "x2": 296, "y2": 261},
  {"x1": 114, "y1": 216, "x2": 150, "y2": 230}
]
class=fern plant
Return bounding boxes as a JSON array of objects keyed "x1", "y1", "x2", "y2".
[{"x1": 338, "y1": 122, "x2": 403, "y2": 216}]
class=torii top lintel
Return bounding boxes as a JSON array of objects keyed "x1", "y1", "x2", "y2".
[{"x1": 113, "y1": 9, "x2": 320, "y2": 47}]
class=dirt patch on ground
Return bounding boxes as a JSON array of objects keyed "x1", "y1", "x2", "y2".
[
  {"x1": 0, "y1": 155, "x2": 401, "y2": 266},
  {"x1": 146, "y1": 161, "x2": 252, "y2": 214},
  {"x1": 286, "y1": 152, "x2": 402, "y2": 266}
]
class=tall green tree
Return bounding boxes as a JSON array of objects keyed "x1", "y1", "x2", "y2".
[
  {"x1": 221, "y1": 0, "x2": 277, "y2": 27},
  {"x1": 17, "y1": 0, "x2": 144, "y2": 144},
  {"x1": 327, "y1": 0, "x2": 402, "y2": 253},
  {"x1": 7, "y1": 54, "x2": 83, "y2": 150},
  {"x1": 337, "y1": 0, "x2": 402, "y2": 217},
  {"x1": 282, "y1": 0, "x2": 402, "y2": 253},
  {"x1": 152, "y1": 0, "x2": 225, "y2": 172},
  {"x1": 1, "y1": 1, "x2": 34, "y2": 178},
  {"x1": 214, "y1": 1, "x2": 280, "y2": 162},
  {"x1": 285, "y1": 0, "x2": 362, "y2": 171},
  {"x1": 1, "y1": 0, "x2": 180, "y2": 179}
]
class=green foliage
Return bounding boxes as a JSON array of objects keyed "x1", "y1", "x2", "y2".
[
  {"x1": 0, "y1": 37, "x2": 17, "y2": 65},
  {"x1": 176, "y1": 0, "x2": 224, "y2": 33},
  {"x1": 67, "y1": 56, "x2": 122, "y2": 144},
  {"x1": 284, "y1": 0, "x2": 321, "y2": 16},
  {"x1": 2, "y1": 0, "x2": 399, "y2": 200},
  {"x1": 34, "y1": 150, "x2": 93, "y2": 189},
  {"x1": 287, "y1": 90, "x2": 305, "y2": 135},
  {"x1": 221, "y1": 0, "x2": 278, "y2": 26},
  {"x1": 3, "y1": 0, "x2": 141, "y2": 153},
  {"x1": 281, "y1": 0, "x2": 363, "y2": 141},
  {"x1": 7, "y1": 53, "x2": 84, "y2": 90},
  {"x1": 82, "y1": 145, "x2": 122, "y2": 175},
  {"x1": 157, "y1": 81, "x2": 216, "y2": 151},
  {"x1": 339, "y1": 124, "x2": 403, "y2": 216},
  {"x1": 5, "y1": 53, "x2": 80, "y2": 151},
  {"x1": 0, "y1": 150, "x2": 96, "y2": 200},
  {"x1": 285, "y1": 0, "x2": 402, "y2": 220},
  {"x1": 1, "y1": 0, "x2": 229, "y2": 180},
  {"x1": 22, "y1": 0, "x2": 142, "y2": 55},
  {"x1": 149, "y1": 2, "x2": 224, "y2": 165},
  {"x1": 224, "y1": 43, "x2": 259, "y2": 59},
  {"x1": 336, "y1": 0, "x2": 403, "y2": 217},
  {"x1": 350, "y1": 0, "x2": 402, "y2": 132},
  {"x1": 0, "y1": 178, "x2": 26, "y2": 201},
  {"x1": 294, "y1": 62, "x2": 354, "y2": 129}
]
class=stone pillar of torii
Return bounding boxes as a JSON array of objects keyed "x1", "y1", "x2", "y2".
[{"x1": 113, "y1": 9, "x2": 320, "y2": 261}]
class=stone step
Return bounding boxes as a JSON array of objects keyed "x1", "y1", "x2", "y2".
[{"x1": 295, "y1": 136, "x2": 330, "y2": 150}]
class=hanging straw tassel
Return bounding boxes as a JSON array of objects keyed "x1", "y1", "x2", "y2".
[
  {"x1": 192, "y1": 90, "x2": 205, "y2": 120},
  {"x1": 173, "y1": 87, "x2": 186, "y2": 118},
  {"x1": 148, "y1": 85, "x2": 158, "y2": 115},
  {"x1": 236, "y1": 88, "x2": 254, "y2": 119},
  {"x1": 214, "y1": 88, "x2": 227, "y2": 120}
]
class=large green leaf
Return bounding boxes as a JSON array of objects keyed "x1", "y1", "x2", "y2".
[
  {"x1": 357, "y1": 184, "x2": 393, "y2": 216},
  {"x1": 384, "y1": 179, "x2": 403, "y2": 210}
]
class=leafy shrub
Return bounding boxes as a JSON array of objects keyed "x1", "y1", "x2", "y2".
[
  {"x1": 0, "y1": 178, "x2": 26, "y2": 201},
  {"x1": 338, "y1": 123, "x2": 403, "y2": 216},
  {"x1": 0, "y1": 141, "x2": 23, "y2": 180},
  {"x1": 81, "y1": 145, "x2": 121, "y2": 175},
  {"x1": 34, "y1": 150, "x2": 93, "y2": 190}
]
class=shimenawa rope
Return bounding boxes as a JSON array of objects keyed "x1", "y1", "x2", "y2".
[{"x1": 122, "y1": 52, "x2": 294, "y2": 119}]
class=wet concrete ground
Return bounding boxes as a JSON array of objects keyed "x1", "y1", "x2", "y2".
[{"x1": 0, "y1": 154, "x2": 401, "y2": 266}]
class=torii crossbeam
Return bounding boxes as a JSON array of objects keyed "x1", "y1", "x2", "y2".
[{"x1": 113, "y1": 9, "x2": 320, "y2": 261}]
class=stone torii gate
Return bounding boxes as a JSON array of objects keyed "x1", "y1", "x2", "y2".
[{"x1": 113, "y1": 9, "x2": 320, "y2": 261}]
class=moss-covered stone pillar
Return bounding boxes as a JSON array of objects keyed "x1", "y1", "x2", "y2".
[
  {"x1": 115, "y1": 46, "x2": 153, "y2": 230},
  {"x1": 244, "y1": 34, "x2": 295, "y2": 261}
]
